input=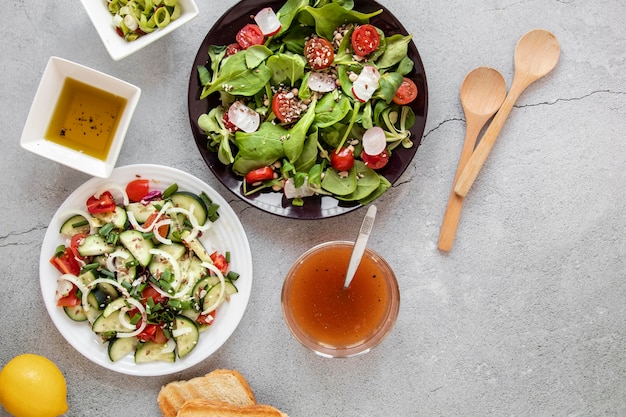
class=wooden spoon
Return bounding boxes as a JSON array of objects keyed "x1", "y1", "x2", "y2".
[
  {"x1": 454, "y1": 29, "x2": 561, "y2": 197},
  {"x1": 438, "y1": 67, "x2": 507, "y2": 252}
]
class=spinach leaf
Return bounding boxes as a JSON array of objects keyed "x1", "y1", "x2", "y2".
[
  {"x1": 276, "y1": 0, "x2": 310, "y2": 36},
  {"x1": 336, "y1": 161, "x2": 380, "y2": 201},
  {"x1": 376, "y1": 34, "x2": 412, "y2": 69},
  {"x1": 313, "y1": 91, "x2": 352, "y2": 128},
  {"x1": 300, "y1": 4, "x2": 382, "y2": 39},
  {"x1": 358, "y1": 175, "x2": 391, "y2": 205},
  {"x1": 266, "y1": 52, "x2": 306, "y2": 85},
  {"x1": 201, "y1": 52, "x2": 272, "y2": 98},
  {"x1": 321, "y1": 166, "x2": 357, "y2": 196},
  {"x1": 197, "y1": 107, "x2": 234, "y2": 165},
  {"x1": 284, "y1": 99, "x2": 317, "y2": 162},
  {"x1": 294, "y1": 127, "x2": 319, "y2": 173},
  {"x1": 232, "y1": 122, "x2": 287, "y2": 175},
  {"x1": 374, "y1": 71, "x2": 404, "y2": 103},
  {"x1": 245, "y1": 45, "x2": 273, "y2": 68}
]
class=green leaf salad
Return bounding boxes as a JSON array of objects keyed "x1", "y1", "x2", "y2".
[{"x1": 196, "y1": 0, "x2": 419, "y2": 207}]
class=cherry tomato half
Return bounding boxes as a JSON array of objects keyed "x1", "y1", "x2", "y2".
[
  {"x1": 56, "y1": 286, "x2": 81, "y2": 307},
  {"x1": 351, "y1": 24, "x2": 380, "y2": 56},
  {"x1": 126, "y1": 179, "x2": 150, "y2": 202},
  {"x1": 304, "y1": 36, "x2": 335, "y2": 70},
  {"x1": 392, "y1": 77, "x2": 418, "y2": 105},
  {"x1": 361, "y1": 149, "x2": 390, "y2": 170},
  {"x1": 210, "y1": 251, "x2": 230, "y2": 275},
  {"x1": 86, "y1": 191, "x2": 116, "y2": 214},
  {"x1": 330, "y1": 147, "x2": 355, "y2": 172},
  {"x1": 50, "y1": 247, "x2": 81, "y2": 276},
  {"x1": 236, "y1": 24, "x2": 264, "y2": 49},
  {"x1": 272, "y1": 91, "x2": 302, "y2": 124},
  {"x1": 245, "y1": 166, "x2": 275, "y2": 184},
  {"x1": 225, "y1": 42, "x2": 242, "y2": 57}
]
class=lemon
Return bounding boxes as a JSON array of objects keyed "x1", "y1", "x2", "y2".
[{"x1": 0, "y1": 353, "x2": 69, "y2": 417}]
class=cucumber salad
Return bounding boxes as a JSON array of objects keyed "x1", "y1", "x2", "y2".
[
  {"x1": 49, "y1": 178, "x2": 240, "y2": 364},
  {"x1": 196, "y1": 0, "x2": 419, "y2": 206}
]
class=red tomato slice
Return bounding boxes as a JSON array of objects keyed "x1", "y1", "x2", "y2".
[
  {"x1": 197, "y1": 312, "x2": 215, "y2": 326},
  {"x1": 245, "y1": 166, "x2": 274, "y2": 183},
  {"x1": 56, "y1": 286, "x2": 81, "y2": 307},
  {"x1": 393, "y1": 77, "x2": 418, "y2": 105},
  {"x1": 351, "y1": 24, "x2": 380, "y2": 56},
  {"x1": 210, "y1": 251, "x2": 229, "y2": 275},
  {"x1": 126, "y1": 179, "x2": 150, "y2": 202},
  {"x1": 86, "y1": 191, "x2": 116, "y2": 214},
  {"x1": 50, "y1": 247, "x2": 81, "y2": 276},
  {"x1": 304, "y1": 36, "x2": 335, "y2": 70},
  {"x1": 142, "y1": 211, "x2": 169, "y2": 239},
  {"x1": 225, "y1": 42, "x2": 242, "y2": 57},
  {"x1": 272, "y1": 91, "x2": 302, "y2": 124},
  {"x1": 69, "y1": 233, "x2": 88, "y2": 260},
  {"x1": 361, "y1": 149, "x2": 390, "y2": 170},
  {"x1": 236, "y1": 24, "x2": 264, "y2": 49},
  {"x1": 330, "y1": 147, "x2": 355, "y2": 172},
  {"x1": 141, "y1": 285, "x2": 168, "y2": 306}
]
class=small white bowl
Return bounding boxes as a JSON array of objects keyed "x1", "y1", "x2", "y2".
[
  {"x1": 20, "y1": 56, "x2": 141, "y2": 178},
  {"x1": 80, "y1": 0, "x2": 199, "y2": 61}
]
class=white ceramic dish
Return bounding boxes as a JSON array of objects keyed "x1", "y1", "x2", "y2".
[
  {"x1": 80, "y1": 0, "x2": 199, "y2": 61},
  {"x1": 39, "y1": 164, "x2": 253, "y2": 376},
  {"x1": 20, "y1": 57, "x2": 141, "y2": 178}
]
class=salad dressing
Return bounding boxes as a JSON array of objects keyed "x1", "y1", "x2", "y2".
[
  {"x1": 45, "y1": 77, "x2": 126, "y2": 160},
  {"x1": 285, "y1": 244, "x2": 390, "y2": 347}
]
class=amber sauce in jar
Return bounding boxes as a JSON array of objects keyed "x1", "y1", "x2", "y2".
[{"x1": 285, "y1": 244, "x2": 391, "y2": 347}]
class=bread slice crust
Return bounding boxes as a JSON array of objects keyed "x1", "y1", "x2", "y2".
[
  {"x1": 176, "y1": 399, "x2": 286, "y2": 417},
  {"x1": 158, "y1": 369, "x2": 257, "y2": 417}
]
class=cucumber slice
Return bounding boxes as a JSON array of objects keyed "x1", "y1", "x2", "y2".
[
  {"x1": 173, "y1": 315, "x2": 199, "y2": 358},
  {"x1": 169, "y1": 191, "x2": 208, "y2": 226},
  {"x1": 78, "y1": 235, "x2": 115, "y2": 257},
  {"x1": 125, "y1": 200, "x2": 164, "y2": 223},
  {"x1": 103, "y1": 297, "x2": 128, "y2": 318},
  {"x1": 148, "y1": 242, "x2": 187, "y2": 279},
  {"x1": 91, "y1": 206, "x2": 128, "y2": 229},
  {"x1": 110, "y1": 247, "x2": 137, "y2": 284},
  {"x1": 135, "y1": 341, "x2": 176, "y2": 363},
  {"x1": 59, "y1": 214, "x2": 90, "y2": 236},
  {"x1": 181, "y1": 231, "x2": 211, "y2": 263},
  {"x1": 201, "y1": 281, "x2": 237, "y2": 312},
  {"x1": 92, "y1": 311, "x2": 134, "y2": 335},
  {"x1": 64, "y1": 305, "x2": 87, "y2": 322},
  {"x1": 192, "y1": 276, "x2": 220, "y2": 300},
  {"x1": 119, "y1": 230, "x2": 154, "y2": 266},
  {"x1": 108, "y1": 337, "x2": 139, "y2": 362}
]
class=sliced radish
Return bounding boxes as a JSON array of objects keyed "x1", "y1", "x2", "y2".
[
  {"x1": 283, "y1": 178, "x2": 315, "y2": 199},
  {"x1": 254, "y1": 7, "x2": 281, "y2": 36},
  {"x1": 228, "y1": 101, "x2": 260, "y2": 133},
  {"x1": 307, "y1": 72, "x2": 336, "y2": 93},
  {"x1": 362, "y1": 126, "x2": 387, "y2": 156},
  {"x1": 351, "y1": 65, "x2": 380, "y2": 102}
]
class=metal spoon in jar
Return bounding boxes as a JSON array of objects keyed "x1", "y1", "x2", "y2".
[
  {"x1": 454, "y1": 29, "x2": 561, "y2": 197},
  {"x1": 344, "y1": 205, "x2": 377, "y2": 288},
  {"x1": 438, "y1": 67, "x2": 507, "y2": 252}
]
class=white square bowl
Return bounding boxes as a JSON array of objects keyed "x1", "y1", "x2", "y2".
[
  {"x1": 20, "y1": 56, "x2": 141, "y2": 178},
  {"x1": 80, "y1": 0, "x2": 199, "y2": 61}
]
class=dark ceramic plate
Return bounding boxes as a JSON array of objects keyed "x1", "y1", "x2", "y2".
[{"x1": 188, "y1": 0, "x2": 428, "y2": 219}]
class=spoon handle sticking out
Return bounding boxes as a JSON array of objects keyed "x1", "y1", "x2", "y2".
[{"x1": 344, "y1": 205, "x2": 377, "y2": 288}]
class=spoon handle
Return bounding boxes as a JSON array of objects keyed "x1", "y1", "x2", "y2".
[
  {"x1": 344, "y1": 205, "x2": 377, "y2": 288},
  {"x1": 438, "y1": 122, "x2": 485, "y2": 252},
  {"x1": 453, "y1": 79, "x2": 528, "y2": 198}
]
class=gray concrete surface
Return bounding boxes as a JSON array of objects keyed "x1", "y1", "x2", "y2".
[{"x1": 1, "y1": 1, "x2": 625, "y2": 416}]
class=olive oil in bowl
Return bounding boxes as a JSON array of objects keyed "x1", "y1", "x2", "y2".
[{"x1": 45, "y1": 77, "x2": 127, "y2": 160}]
